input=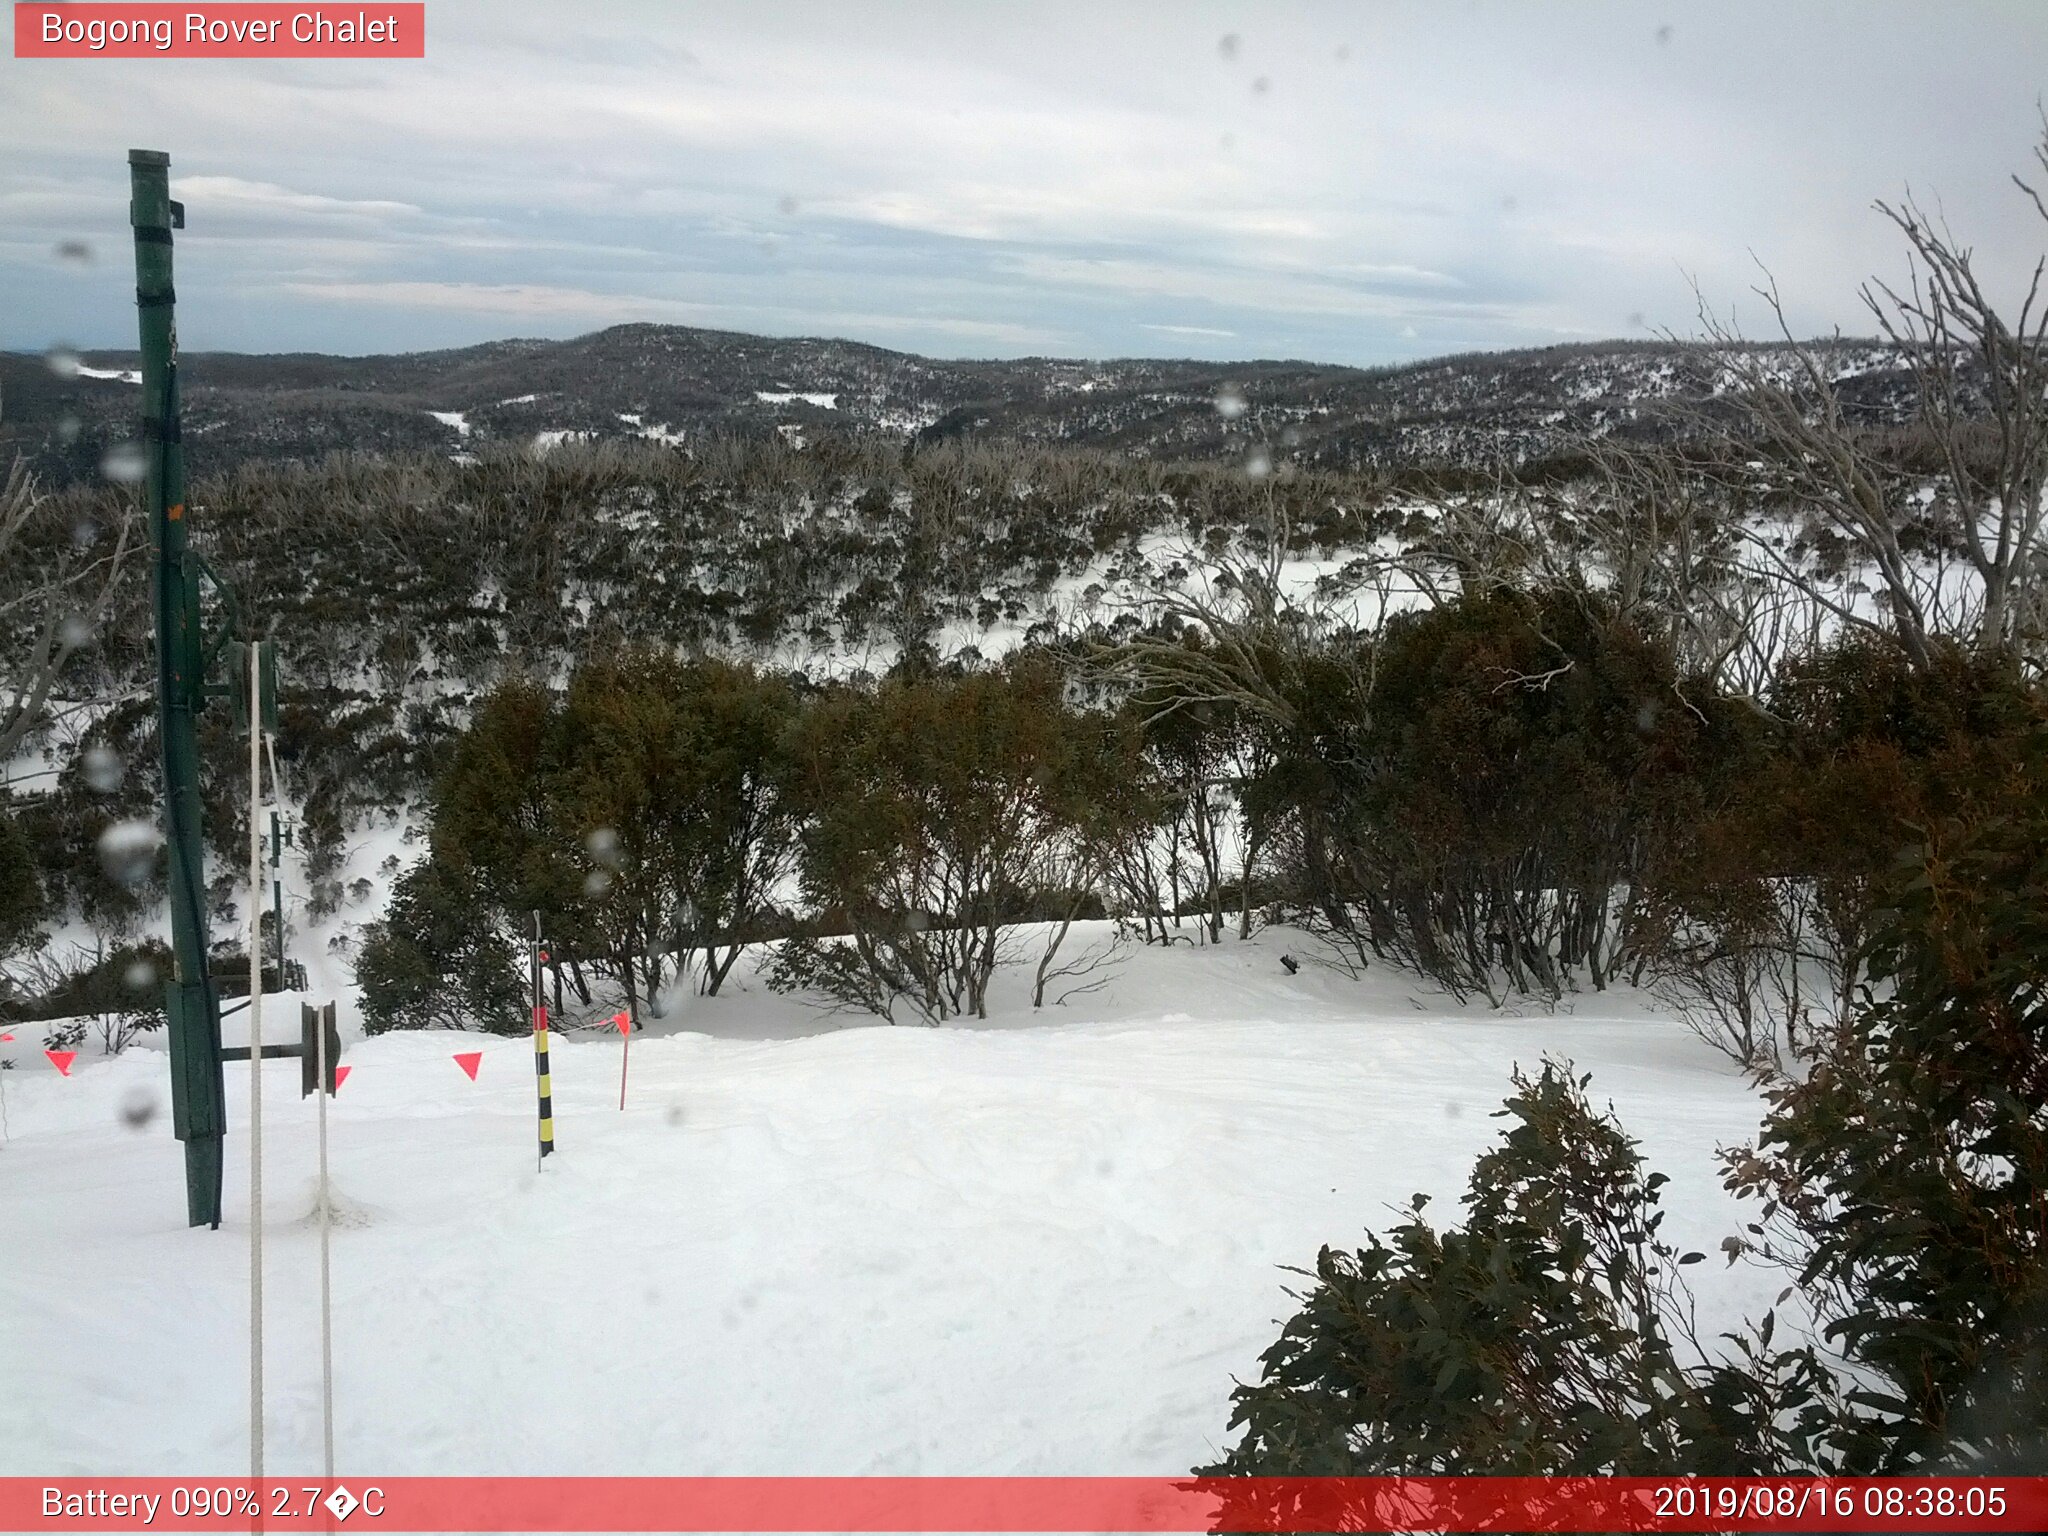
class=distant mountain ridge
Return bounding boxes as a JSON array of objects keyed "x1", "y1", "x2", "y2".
[{"x1": 0, "y1": 321, "x2": 1919, "y2": 487}]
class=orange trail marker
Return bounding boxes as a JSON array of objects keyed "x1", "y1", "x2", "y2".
[
  {"x1": 453, "y1": 1050, "x2": 483, "y2": 1081},
  {"x1": 45, "y1": 1050, "x2": 77, "y2": 1076},
  {"x1": 333, "y1": 1065, "x2": 351, "y2": 1090},
  {"x1": 615, "y1": 1010, "x2": 631, "y2": 1110}
]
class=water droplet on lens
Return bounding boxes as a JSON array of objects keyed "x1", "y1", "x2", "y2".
[
  {"x1": 584, "y1": 868, "x2": 613, "y2": 898},
  {"x1": 45, "y1": 345, "x2": 80, "y2": 379},
  {"x1": 97, "y1": 819, "x2": 163, "y2": 887},
  {"x1": 59, "y1": 613, "x2": 93, "y2": 649},
  {"x1": 55, "y1": 239, "x2": 92, "y2": 264},
  {"x1": 119, "y1": 1086, "x2": 160, "y2": 1130},
  {"x1": 1216, "y1": 33, "x2": 1240, "y2": 60},
  {"x1": 1245, "y1": 449, "x2": 1272, "y2": 480},
  {"x1": 100, "y1": 442, "x2": 146, "y2": 484},
  {"x1": 1214, "y1": 388, "x2": 1247, "y2": 420},
  {"x1": 56, "y1": 415, "x2": 81, "y2": 446},
  {"x1": 585, "y1": 826, "x2": 620, "y2": 867},
  {"x1": 124, "y1": 957, "x2": 158, "y2": 993},
  {"x1": 83, "y1": 745, "x2": 124, "y2": 793}
]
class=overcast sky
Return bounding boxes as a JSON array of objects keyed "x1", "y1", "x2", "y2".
[{"x1": 3, "y1": 0, "x2": 2044, "y2": 365}]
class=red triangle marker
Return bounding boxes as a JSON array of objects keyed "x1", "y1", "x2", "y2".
[
  {"x1": 333, "y1": 1065, "x2": 352, "y2": 1090},
  {"x1": 453, "y1": 1050, "x2": 482, "y2": 1081},
  {"x1": 613, "y1": 1010, "x2": 631, "y2": 1033},
  {"x1": 45, "y1": 1050, "x2": 77, "y2": 1077}
]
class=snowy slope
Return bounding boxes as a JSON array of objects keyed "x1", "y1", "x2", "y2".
[{"x1": 0, "y1": 928, "x2": 1779, "y2": 1477}]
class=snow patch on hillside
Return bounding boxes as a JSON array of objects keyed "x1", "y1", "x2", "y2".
[{"x1": 756, "y1": 391, "x2": 839, "y2": 409}]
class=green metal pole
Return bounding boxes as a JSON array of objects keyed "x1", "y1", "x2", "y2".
[{"x1": 132, "y1": 148, "x2": 226, "y2": 1229}]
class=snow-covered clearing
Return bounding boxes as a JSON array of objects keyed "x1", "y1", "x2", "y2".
[
  {"x1": 756, "y1": 390, "x2": 839, "y2": 409},
  {"x1": 0, "y1": 927, "x2": 1779, "y2": 1477}
]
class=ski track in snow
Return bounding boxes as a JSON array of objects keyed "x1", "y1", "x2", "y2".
[{"x1": 0, "y1": 927, "x2": 1780, "y2": 1477}]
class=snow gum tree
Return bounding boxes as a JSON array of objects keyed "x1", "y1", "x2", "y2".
[{"x1": 773, "y1": 659, "x2": 1145, "y2": 1023}]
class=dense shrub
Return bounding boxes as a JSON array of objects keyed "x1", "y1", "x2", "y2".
[
  {"x1": 1724, "y1": 725, "x2": 2048, "y2": 1471},
  {"x1": 1202, "y1": 1063, "x2": 1831, "y2": 1490},
  {"x1": 356, "y1": 859, "x2": 524, "y2": 1035},
  {"x1": 1208, "y1": 726, "x2": 2048, "y2": 1482},
  {"x1": 0, "y1": 808, "x2": 47, "y2": 960},
  {"x1": 1637, "y1": 637, "x2": 2042, "y2": 1064},
  {"x1": 1266, "y1": 587, "x2": 1736, "y2": 1002},
  {"x1": 773, "y1": 660, "x2": 1147, "y2": 1022}
]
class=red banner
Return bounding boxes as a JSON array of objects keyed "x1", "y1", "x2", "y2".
[
  {"x1": 12, "y1": 5, "x2": 425, "y2": 59},
  {"x1": 3, "y1": 1477, "x2": 2045, "y2": 1532}
]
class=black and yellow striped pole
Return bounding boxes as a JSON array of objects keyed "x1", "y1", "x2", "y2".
[{"x1": 530, "y1": 910, "x2": 555, "y2": 1165}]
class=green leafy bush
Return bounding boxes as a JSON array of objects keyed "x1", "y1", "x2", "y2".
[
  {"x1": 356, "y1": 860, "x2": 523, "y2": 1035},
  {"x1": 1202, "y1": 1063, "x2": 1830, "y2": 1486}
]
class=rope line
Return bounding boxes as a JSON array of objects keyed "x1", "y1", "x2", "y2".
[{"x1": 248, "y1": 643, "x2": 265, "y2": 1482}]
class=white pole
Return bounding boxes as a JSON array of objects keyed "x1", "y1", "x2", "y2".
[
  {"x1": 248, "y1": 644, "x2": 265, "y2": 1484},
  {"x1": 316, "y1": 1004, "x2": 335, "y2": 1480}
]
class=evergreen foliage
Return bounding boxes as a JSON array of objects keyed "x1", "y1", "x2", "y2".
[
  {"x1": 356, "y1": 858, "x2": 523, "y2": 1035},
  {"x1": 1207, "y1": 729, "x2": 2048, "y2": 1480}
]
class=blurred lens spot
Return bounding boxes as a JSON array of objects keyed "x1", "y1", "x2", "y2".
[
  {"x1": 1250, "y1": 75, "x2": 1271, "y2": 95},
  {"x1": 56, "y1": 415, "x2": 81, "y2": 446},
  {"x1": 119, "y1": 1085, "x2": 160, "y2": 1130},
  {"x1": 583, "y1": 868, "x2": 613, "y2": 898},
  {"x1": 1216, "y1": 33, "x2": 1240, "y2": 60},
  {"x1": 1214, "y1": 388, "x2": 1247, "y2": 420},
  {"x1": 55, "y1": 239, "x2": 92, "y2": 264},
  {"x1": 97, "y1": 819, "x2": 163, "y2": 887},
  {"x1": 124, "y1": 957, "x2": 158, "y2": 993},
  {"x1": 665, "y1": 1102, "x2": 686, "y2": 1127},
  {"x1": 585, "y1": 826, "x2": 620, "y2": 867},
  {"x1": 1245, "y1": 449, "x2": 1272, "y2": 480},
  {"x1": 59, "y1": 613, "x2": 93, "y2": 650},
  {"x1": 100, "y1": 442, "x2": 147, "y2": 484},
  {"x1": 777, "y1": 194, "x2": 800, "y2": 215},
  {"x1": 83, "y1": 745, "x2": 124, "y2": 793},
  {"x1": 45, "y1": 345, "x2": 81, "y2": 379}
]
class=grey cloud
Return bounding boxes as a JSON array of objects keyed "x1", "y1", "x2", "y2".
[{"x1": 2, "y1": 0, "x2": 2043, "y2": 362}]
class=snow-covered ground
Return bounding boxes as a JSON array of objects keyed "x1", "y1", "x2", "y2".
[{"x1": 0, "y1": 927, "x2": 1779, "y2": 1477}]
